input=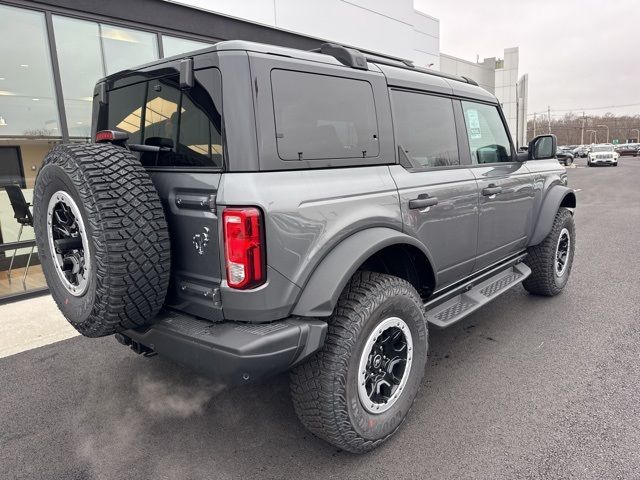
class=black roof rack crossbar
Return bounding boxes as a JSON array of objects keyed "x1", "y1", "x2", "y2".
[{"x1": 311, "y1": 42, "x2": 478, "y2": 86}]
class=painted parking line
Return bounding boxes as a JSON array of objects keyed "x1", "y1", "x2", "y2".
[{"x1": 0, "y1": 295, "x2": 78, "y2": 359}]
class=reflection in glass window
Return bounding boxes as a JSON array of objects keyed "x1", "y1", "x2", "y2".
[
  {"x1": 144, "y1": 78, "x2": 182, "y2": 144},
  {"x1": 52, "y1": 16, "x2": 105, "y2": 138},
  {"x1": 391, "y1": 90, "x2": 459, "y2": 167},
  {"x1": 462, "y1": 101, "x2": 512, "y2": 164},
  {"x1": 107, "y1": 82, "x2": 147, "y2": 144},
  {"x1": 101, "y1": 24, "x2": 158, "y2": 75},
  {"x1": 0, "y1": 5, "x2": 60, "y2": 137},
  {"x1": 162, "y1": 36, "x2": 213, "y2": 57},
  {"x1": 179, "y1": 94, "x2": 223, "y2": 167},
  {"x1": 271, "y1": 70, "x2": 379, "y2": 161},
  {"x1": 100, "y1": 72, "x2": 223, "y2": 168}
]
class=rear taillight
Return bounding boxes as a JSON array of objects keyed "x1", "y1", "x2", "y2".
[{"x1": 223, "y1": 207, "x2": 265, "y2": 289}]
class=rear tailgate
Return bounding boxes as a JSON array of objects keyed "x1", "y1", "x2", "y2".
[
  {"x1": 150, "y1": 172, "x2": 223, "y2": 321},
  {"x1": 95, "y1": 65, "x2": 225, "y2": 321}
]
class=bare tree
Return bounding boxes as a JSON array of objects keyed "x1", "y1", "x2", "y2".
[{"x1": 527, "y1": 113, "x2": 640, "y2": 145}]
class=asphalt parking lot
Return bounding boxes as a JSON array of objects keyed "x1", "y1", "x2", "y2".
[{"x1": 2, "y1": 156, "x2": 639, "y2": 480}]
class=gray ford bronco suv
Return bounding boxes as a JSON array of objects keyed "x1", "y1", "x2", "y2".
[{"x1": 33, "y1": 41, "x2": 576, "y2": 453}]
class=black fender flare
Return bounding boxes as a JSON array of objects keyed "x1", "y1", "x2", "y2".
[
  {"x1": 292, "y1": 227, "x2": 435, "y2": 317},
  {"x1": 529, "y1": 186, "x2": 576, "y2": 246}
]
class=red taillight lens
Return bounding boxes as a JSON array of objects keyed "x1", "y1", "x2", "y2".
[{"x1": 223, "y1": 207, "x2": 265, "y2": 289}]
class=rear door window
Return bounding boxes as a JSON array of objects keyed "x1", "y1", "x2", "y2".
[
  {"x1": 390, "y1": 90, "x2": 459, "y2": 168},
  {"x1": 271, "y1": 70, "x2": 379, "y2": 161}
]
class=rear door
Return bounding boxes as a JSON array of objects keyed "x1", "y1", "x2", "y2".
[
  {"x1": 100, "y1": 68, "x2": 224, "y2": 321},
  {"x1": 460, "y1": 100, "x2": 534, "y2": 271},
  {"x1": 389, "y1": 89, "x2": 478, "y2": 289}
]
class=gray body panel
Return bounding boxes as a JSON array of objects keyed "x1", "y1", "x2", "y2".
[
  {"x1": 94, "y1": 41, "x2": 575, "y2": 327},
  {"x1": 216, "y1": 167, "x2": 401, "y2": 321},
  {"x1": 389, "y1": 165, "x2": 478, "y2": 287},
  {"x1": 470, "y1": 163, "x2": 535, "y2": 270}
]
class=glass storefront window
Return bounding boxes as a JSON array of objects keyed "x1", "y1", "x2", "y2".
[
  {"x1": 0, "y1": 6, "x2": 215, "y2": 300},
  {"x1": 52, "y1": 16, "x2": 105, "y2": 139},
  {"x1": 162, "y1": 35, "x2": 213, "y2": 57},
  {"x1": 0, "y1": 140, "x2": 57, "y2": 298},
  {"x1": 0, "y1": 5, "x2": 60, "y2": 137},
  {"x1": 101, "y1": 24, "x2": 158, "y2": 75}
]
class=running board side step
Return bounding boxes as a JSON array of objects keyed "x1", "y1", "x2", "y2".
[{"x1": 425, "y1": 263, "x2": 531, "y2": 328}]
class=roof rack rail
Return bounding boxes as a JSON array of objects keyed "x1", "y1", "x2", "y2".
[
  {"x1": 312, "y1": 42, "x2": 478, "y2": 86},
  {"x1": 309, "y1": 43, "x2": 368, "y2": 70}
]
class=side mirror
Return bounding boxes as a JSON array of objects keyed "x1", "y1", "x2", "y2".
[{"x1": 528, "y1": 134, "x2": 557, "y2": 160}]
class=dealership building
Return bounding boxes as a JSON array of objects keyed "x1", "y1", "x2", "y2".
[{"x1": 0, "y1": 0, "x2": 528, "y2": 301}]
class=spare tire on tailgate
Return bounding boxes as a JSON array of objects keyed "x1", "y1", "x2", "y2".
[{"x1": 33, "y1": 143, "x2": 171, "y2": 337}]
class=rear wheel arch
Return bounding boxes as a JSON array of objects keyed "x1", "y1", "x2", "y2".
[{"x1": 292, "y1": 228, "x2": 436, "y2": 317}]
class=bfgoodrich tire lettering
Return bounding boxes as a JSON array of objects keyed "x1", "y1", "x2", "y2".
[
  {"x1": 523, "y1": 207, "x2": 575, "y2": 296},
  {"x1": 290, "y1": 271, "x2": 428, "y2": 453},
  {"x1": 33, "y1": 143, "x2": 171, "y2": 337}
]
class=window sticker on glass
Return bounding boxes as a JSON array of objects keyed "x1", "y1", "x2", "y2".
[{"x1": 466, "y1": 109, "x2": 482, "y2": 140}]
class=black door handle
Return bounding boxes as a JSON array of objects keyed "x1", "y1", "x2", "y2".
[
  {"x1": 482, "y1": 185, "x2": 503, "y2": 196},
  {"x1": 409, "y1": 194, "x2": 438, "y2": 209}
]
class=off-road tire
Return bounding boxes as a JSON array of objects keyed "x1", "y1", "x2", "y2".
[
  {"x1": 290, "y1": 271, "x2": 428, "y2": 453},
  {"x1": 523, "y1": 207, "x2": 575, "y2": 296},
  {"x1": 33, "y1": 143, "x2": 171, "y2": 337}
]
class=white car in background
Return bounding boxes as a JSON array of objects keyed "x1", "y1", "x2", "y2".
[{"x1": 587, "y1": 144, "x2": 619, "y2": 167}]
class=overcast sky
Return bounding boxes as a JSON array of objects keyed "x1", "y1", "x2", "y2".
[{"x1": 415, "y1": 0, "x2": 640, "y2": 118}]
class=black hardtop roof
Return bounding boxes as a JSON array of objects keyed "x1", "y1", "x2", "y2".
[{"x1": 99, "y1": 40, "x2": 496, "y2": 102}]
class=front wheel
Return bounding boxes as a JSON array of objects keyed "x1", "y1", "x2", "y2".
[
  {"x1": 290, "y1": 272, "x2": 428, "y2": 453},
  {"x1": 523, "y1": 208, "x2": 575, "y2": 296}
]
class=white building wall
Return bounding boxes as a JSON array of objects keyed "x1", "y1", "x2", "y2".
[
  {"x1": 495, "y1": 47, "x2": 520, "y2": 145},
  {"x1": 165, "y1": 0, "x2": 440, "y2": 68},
  {"x1": 439, "y1": 53, "x2": 495, "y2": 92}
]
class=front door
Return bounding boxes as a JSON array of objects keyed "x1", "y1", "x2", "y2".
[
  {"x1": 459, "y1": 100, "x2": 534, "y2": 271},
  {"x1": 389, "y1": 89, "x2": 478, "y2": 289}
]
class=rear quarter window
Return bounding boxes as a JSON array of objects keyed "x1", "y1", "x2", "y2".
[{"x1": 270, "y1": 69, "x2": 379, "y2": 161}]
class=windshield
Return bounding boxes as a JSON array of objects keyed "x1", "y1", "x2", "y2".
[{"x1": 592, "y1": 145, "x2": 614, "y2": 152}]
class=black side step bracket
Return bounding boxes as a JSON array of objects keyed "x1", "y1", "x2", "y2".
[{"x1": 426, "y1": 263, "x2": 531, "y2": 328}]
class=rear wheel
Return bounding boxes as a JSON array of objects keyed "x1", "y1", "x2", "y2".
[
  {"x1": 523, "y1": 208, "x2": 575, "y2": 296},
  {"x1": 33, "y1": 143, "x2": 171, "y2": 337},
  {"x1": 290, "y1": 272, "x2": 428, "y2": 453}
]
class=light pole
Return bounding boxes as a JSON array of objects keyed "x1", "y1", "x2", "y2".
[
  {"x1": 586, "y1": 129, "x2": 597, "y2": 144},
  {"x1": 631, "y1": 128, "x2": 640, "y2": 143},
  {"x1": 597, "y1": 124, "x2": 609, "y2": 143}
]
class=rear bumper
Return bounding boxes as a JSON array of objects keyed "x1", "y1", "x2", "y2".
[{"x1": 117, "y1": 311, "x2": 327, "y2": 386}]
